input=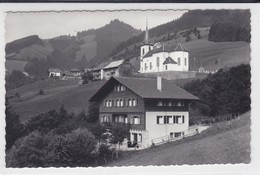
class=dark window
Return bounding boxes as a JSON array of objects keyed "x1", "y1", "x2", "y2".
[
  {"x1": 150, "y1": 62, "x2": 152, "y2": 70},
  {"x1": 182, "y1": 115, "x2": 185, "y2": 123},
  {"x1": 156, "y1": 57, "x2": 160, "y2": 67},
  {"x1": 165, "y1": 65, "x2": 167, "y2": 70},
  {"x1": 178, "y1": 57, "x2": 180, "y2": 66}
]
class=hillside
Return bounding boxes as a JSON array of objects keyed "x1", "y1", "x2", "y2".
[
  {"x1": 5, "y1": 19, "x2": 140, "y2": 73},
  {"x1": 128, "y1": 27, "x2": 250, "y2": 71},
  {"x1": 108, "y1": 111, "x2": 250, "y2": 166},
  {"x1": 6, "y1": 79, "x2": 106, "y2": 122}
]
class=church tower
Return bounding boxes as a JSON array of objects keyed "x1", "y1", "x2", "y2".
[{"x1": 140, "y1": 19, "x2": 153, "y2": 73}]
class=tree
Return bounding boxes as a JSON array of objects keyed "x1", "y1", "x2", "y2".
[
  {"x1": 82, "y1": 71, "x2": 94, "y2": 84},
  {"x1": 6, "y1": 131, "x2": 47, "y2": 167},
  {"x1": 87, "y1": 102, "x2": 99, "y2": 123},
  {"x1": 110, "y1": 123, "x2": 130, "y2": 149},
  {"x1": 5, "y1": 107, "x2": 25, "y2": 150}
]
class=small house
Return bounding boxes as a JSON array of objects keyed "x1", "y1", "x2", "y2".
[{"x1": 48, "y1": 68, "x2": 62, "y2": 78}]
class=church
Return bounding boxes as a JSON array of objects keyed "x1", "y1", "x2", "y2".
[{"x1": 140, "y1": 20, "x2": 189, "y2": 73}]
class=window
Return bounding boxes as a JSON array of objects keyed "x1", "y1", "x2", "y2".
[
  {"x1": 130, "y1": 116, "x2": 140, "y2": 124},
  {"x1": 128, "y1": 99, "x2": 132, "y2": 106},
  {"x1": 120, "y1": 99, "x2": 124, "y2": 107},
  {"x1": 157, "y1": 100, "x2": 163, "y2": 106},
  {"x1": 116, "y1": 99, "x2": 120, "y2": 107},
  {"x1": 167, "y1": 116, "x2": 174, "y2": 124},
  {"x1": 165, "y1": 65, "x2": 168, "y2": 70},
  {"x1": 182, "y1": 115, "x2": 185, "y2": 123},
  {"x1": 177, "y1": 101, "x2": 182, "y2": 107},
  {"x1": 178, "y1": 57, "x2": 180, "y2": 66},
  {"x1": 117, "y1": 85, "x2": 120, "y2": 91},
  {"x1": 185, "y1": 57, "x2": 187, "y2": 66},
  {"x1": 101, "y1": 115, "x2": 109, "y2": 123},
  {"x1": 157, "y1": 116, "x2": 164, "y2": 124},
  {"x1": 150, "y1": 62, "x2": 152, "y2": 70},
  {"x1": 142, "y1": 48, "x2": 145, "y2": 55},
  {"x1": 145, "y1": 63, "x2": 147, "y2": 70},
  {"x1": 168, "y1": 101, "x2": 172, "y2": 106},
  {"x1": 121, "y1": 86, "x2": 126, "y2": 91},
  {"x1": 132, "y1": 98, "x2": 137, "y2": 106},
  {"x1": 156, "y1": 57, "x2": 160, "y2": 67},
  {"x1": 109, "y1": 100, "x2": 112, "y2": 107},
  {"x1": 106, "y1": 100, "x2": 109, "y2": 107}
]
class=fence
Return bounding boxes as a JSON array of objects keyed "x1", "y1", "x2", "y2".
[{"x1": 151, "y1": 125, "x2": 201, "y2": 146}]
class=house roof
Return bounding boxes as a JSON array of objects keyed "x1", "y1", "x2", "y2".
[
  {"x1": 103, "y1": 59, "x2": 125, "y2": 70},
  {"x1": 89, "y1": 77, "x2": 199, "y2": 102},
  {"x1": 93, "y1": 62, "x2": 108, "y2": 71},
  {"x1": 143, "y1": 43, "x2": 189, "y2": 58},
  {"x1": 163, "y1": 57, "x2": 177, "y2": 65},
  {"x1": 48, "y1": 68, "x2": 62, "y2": 73},
  {"x1": 71, "y1": 68, "x2": 81, "y2": 72}
]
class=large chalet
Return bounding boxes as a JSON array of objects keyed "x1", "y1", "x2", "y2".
[{"x1": 89, "y1": 76, "x2": 198, "y2": 148}]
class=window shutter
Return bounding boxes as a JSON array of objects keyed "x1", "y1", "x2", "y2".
[
  {"x1": 166, "y1": 116, "x2": 169, "y2": 124},
  {"x1": 164, "y1": 116, "x2": 167, "y2": 124},
  {"x1": 157, "y1": 116, "x2": 159, "y2": 124},
  {"x1": 182, "y1": 115, "x2": 185, "y2": 123},
  {"x1": 136, "y1": 98, "x2": 138, "y2": 106},
  {"x1": 173, "y1": 116, "x2": 176, "y2": 123}
]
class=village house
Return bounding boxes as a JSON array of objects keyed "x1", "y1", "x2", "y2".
[
  {"x1": 89, "y1": 76, "x2": 199, "y2": 148},
  {"x1": 91, "y1": 59, "x2": 134, "y2": 81},
  {"x1": 101, "y1": 59, "x2": 134, "y2": 80},
  {"x1": 140, "y1": 20, "x2": 189, "y2": 73},
  {"x1": 48, "y1": 68, "x2": 62, "y2": 78}
]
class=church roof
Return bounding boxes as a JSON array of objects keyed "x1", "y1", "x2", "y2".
[
  {"x1": 163, "y1": 57, "x2": 177, "y2": 65},
  {"x1": 143, "y1": 43, "x2": 188, "y2": 58}
]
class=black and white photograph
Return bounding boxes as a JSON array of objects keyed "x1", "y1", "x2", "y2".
[{"x1": 1, "y1": 4, "x2": 259, "y2": 173}]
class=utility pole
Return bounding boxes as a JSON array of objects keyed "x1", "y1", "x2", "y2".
[{"x1": 193, "y1": 57, "x2": 196, "y2": 71}]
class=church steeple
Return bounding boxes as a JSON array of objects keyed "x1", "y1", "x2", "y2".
[{"x1": 144, "y1": 18, "x2": 149, "y2": 44}]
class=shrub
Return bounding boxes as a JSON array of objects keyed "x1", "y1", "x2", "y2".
[
  {"x1": 6, "y1": 131, "x2": 47, "y2": 167},
  {"x1": 39, "y1": 89, "x2": 45, "y2": 95}
]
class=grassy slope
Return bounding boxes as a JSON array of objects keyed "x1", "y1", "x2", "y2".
[
  {"x1": 8, "y1": 79, "x2": 105, "y2": 123},
  {"x1": 108, "y1": 111, "x2": 250, "y2": 166}
]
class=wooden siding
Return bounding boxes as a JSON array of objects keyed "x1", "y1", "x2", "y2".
[
  {"x1": 144, "y1": 99, "x2": 190, "y2": 112},
  {"x1": 99, "y1": 86, "x2": 145, "y2": 113},
  {"x1": 99, "y1": 112, "x2": 145, "y2": 130}
]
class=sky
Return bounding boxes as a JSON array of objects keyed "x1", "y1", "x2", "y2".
[{"x1": 5, "y1": 10, "x2": 187, "y2": 43}]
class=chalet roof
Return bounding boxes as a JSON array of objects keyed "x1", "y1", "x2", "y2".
[
  {"x1": 93, "y1": 62, "x2": 108, "y2": 71},
  {"x1": 89, "y1": 77, "x2": 199, "y2": 102},
  {"x1": 103, "y1": 59, "x2": 125, "y2": 70},
  {"x1": 143, "y1": 43, "x2": 189, "y2": 58},
  {"x1": 70, "y1": 68, "x2": 81, "y2": 72},
  {"x1": 48, "y1": 68, "x2": 62, "y2": 73},
  {"x1": 163, "y1": 57, "x2": 177, "y2": 65}
]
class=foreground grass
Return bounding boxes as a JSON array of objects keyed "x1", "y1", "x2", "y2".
[{"x1": 108, "y1": 111, "x2": 250, "y2": 166}]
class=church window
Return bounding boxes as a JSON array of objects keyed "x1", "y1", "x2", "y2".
[
  {"x1": 185, "y1": 58, "x2": 187, "y2": 66},
  {"x1": 156, "y1": 57, "x2": 160, "y2": 67},
  {"x1": 165, "y1": 65, "x2": 168, "y2": 70},
  {"x1": 178, "y1": 57, "x2": 181, "y2": 66},
  {"x1": 142, "y1": 48, "x2": 145, "y2": 55}
]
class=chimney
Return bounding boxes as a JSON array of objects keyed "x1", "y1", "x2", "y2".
[{"x1": 157, "y1": 76, "x2": 162, "y2": 92}]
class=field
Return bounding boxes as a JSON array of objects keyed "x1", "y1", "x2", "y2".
[
  {"x1": 7, "y1": 79, "x2": 105, "y2": 123},
  {"x1": 108, "y1": 111, "x2": 251, "y2": 166}
]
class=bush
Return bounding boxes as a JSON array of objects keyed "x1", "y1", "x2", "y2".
[
  {"x1": 6, "y1": 131, "x2": 47, "y2": 167},
  {"x1": 7, "y1": 128, "x2": 98, "y2": 167},
  {"x1": 39, "y1": 89, "x2": 45, "y2": 95}
]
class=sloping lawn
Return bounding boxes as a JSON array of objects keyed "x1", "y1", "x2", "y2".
[{"x1": 108, "y1": 112, "x2": 250, "y2": 166}]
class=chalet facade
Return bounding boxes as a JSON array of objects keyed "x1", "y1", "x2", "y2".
[
  {"x1": 92, "y1": 60, "x2": 134, "y2": 81},
  {"x1": 89, "y1": 76, "x2": 198, "y2": 148}
]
